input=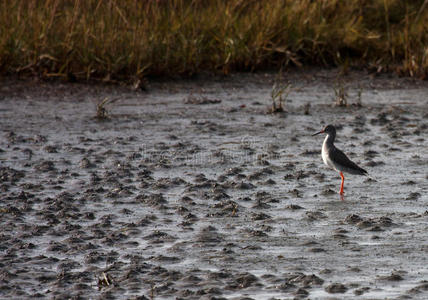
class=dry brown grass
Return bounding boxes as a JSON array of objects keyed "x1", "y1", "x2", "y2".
[{"x1": 1, "y1": 0, "x2": 428, "y2": 81}]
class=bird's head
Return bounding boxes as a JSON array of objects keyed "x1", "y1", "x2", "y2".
[{"x1": 312, "y1": 124, "x2": 336, "y2": 136}]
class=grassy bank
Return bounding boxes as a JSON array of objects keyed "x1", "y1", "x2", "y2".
[{"x1": 1, "y1": 0, "x2": 427, "y2": 82}]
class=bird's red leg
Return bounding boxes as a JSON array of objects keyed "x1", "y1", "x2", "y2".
[{"x1": 339, "y1": 172, "x2": 345, "y2": 196}]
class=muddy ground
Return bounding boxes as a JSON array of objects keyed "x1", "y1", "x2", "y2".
[{"x1": 0, "y1": 70, "x2": 427, "y2": 299}]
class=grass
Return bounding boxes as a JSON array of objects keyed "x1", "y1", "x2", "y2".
[
  {"x1": 333, "y1": 80, "x2": 348, "y2": 107},
  {"x1": 1, "y1": 0, "x2": 428, "y2": 82},
  {"x1": 96, "y1": 97, "x2": 110, "y2": 120},
  {"x1": 268, "y1": 72, "x2": 290, "y2": 113},
  {"x1": 95, "y1": 96, "x2": 120, "y2": 120}
]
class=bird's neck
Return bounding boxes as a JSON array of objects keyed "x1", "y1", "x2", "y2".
[{"x1": 323, "y1": 133, "x2": 335, "y2": 148}]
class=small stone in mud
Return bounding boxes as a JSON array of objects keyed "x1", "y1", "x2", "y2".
[
  {"x1": 404, "y1": 180, "x2": 417, "y2": 185},
  {"x1": 321, "y1": 188, "x2": 336, "y2": 195},
  {"x1": 356, "y1": 219, "x2": 374, "y2": 229},
  {"x1": 238, "y1": 196, "x2": 252, "y2": 202},
  {"x1": 212, "y1": 200, "x2": 238, "y2": 214},
  {"x1": 367, "y1": 225, "x2": 384, "y2": 232},
  {"x1": 184, "y1": 95, "x2": 221, "y2": 105},
  {"x1": 305, "y1": 211, "x2": 327, "y2": 220},
  {"x1": 252, "y1": 200, "x2": 271, "y2": 209},
  {"x1": 309, "y1": 247, "x2": 326, "y2": 253},
  {"x1": 291, "y1": 274, "x2": 324, "y2": 286},
  {"x1": 378, "y1": 272, "x2": 404, "y2": 281},
  {"x1": 144, "y1": 230, "x2": 176, "y2": 243},
  {"x1": 217, "y1": 174, "x2": 227, "y2": 182},
  {"x1": 283, "y1": 173, "x2": 294, "y2": 180},
  {"x1": 2, "y1": 205, "x2": 23, "y2": 217},
  {"x1": 348, "y1": 266, "x2": 361, "y2": 272},
  {"x1": 370, "y1": 112, "x2": 389, "y2": 125},
  {"x1": 364, "y1": 150, "x2": 379, "y2": 158},
  {"x1": 32, "y1": 134, "x2": 47, "y2": 143},
  {"x1": 408, "y1": 282, "x2": 428, "y2": 294},
  {"x1": 263, "y1": 178, "x2": 276, "y2": 185},
  {"x1": 34, "y1": 160, "x2": 56, "y2": 172},
  {"x1": 294, "y1": 287, "x2": 309, "y2": 296},
  {"x1": 208, "y1": 271, "x2": 233, "y2": 280},
  {"x1": 301, "y1": 240, "x2": 318, "y2": 247},
  {"x1": 289, "y1": 189, "x2": 302, "y2": 198},
  {"x1": 365, "y1": 160, "x2": 385, "y2": 167},
  {"x1": 44, "y1": 145, "x2": 58, "y2": 153},
  {"x1": 257, "y1": 158, "x2": 270, "y2": 166},
  {"x1": 325, "y1": 283, "x2": 348, "y2": 293},
  {"x1": 247, "y1": 171, "x2": 263, "y2": 181},
  {"x1": 80, "y1": 157, "x2": 95, "y2": 168},
  {"x1": 0, "y1": 167, "x2": 25, "y2": 183},
  {"x1": 301, "y1": 149, "x2": 319, "y2": 157},
  {"x1": 277, "y1": 282, "x2": 297, "y2": 291},
  {"x1": 334, "y1": 228, "x2": 349, "y2": 234},
  {"x1": 180, "y1": 195, "x2": 195, "y2": 205},
  {"x1": 136, "y1": 193, "x2": 168, "y2": 209},
  {"x1": 234, "y1": 273, "x2": 259, "y2": 288},
  {"x1": 254, "y1": 191, "x2": 271, "y2": 200},
  {"x1": 345, "y1": 214, "x2": 363, "y2": 224},
  {"x1": 85, "y1": 251, "x2": 106, "y2": 264},
  {"x1": 295, "y1": 170, "x2": 310, "y2": 180},
  {"x1": 376, "y1": 216, "x2": 394, "y2": 227},
  {"x1": 184, "y1": 213, "x2": 198, "y2": 220},
  {"x1": 152, "y1": 255, "x2": 181, "y2": 263},
  {"x1": 176, "y1": 206, "x2": 189, "y2": 214},
  {"x1": 354, "y1": 287, "x2": 370, "y2": 295},
  {"x1": 284, "y1": 204, "x2": 304, "y2": 210},
  {"x1": 212, "y1": 189, "x2": 230, "y2": 201},
  {"x1": 197, "y1": 226, "x2": 224, "y2": 243},
  {"x1": 234, "y1": 181, "x2": 255, "y2": 190},
  {"x1": 226, "y1": 167, "x2": 242, "y2": 175},
  {"x1": 251, "y1": 212, "x2": 271, "y2": 220},
  {"x1": 244, "y1": 229, "x2": 268, "y2": 237},
  {"x1": 406, "y1": 192, "x2": 421, "y2": 200}
]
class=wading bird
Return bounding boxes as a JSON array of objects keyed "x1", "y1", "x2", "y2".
[{"x1": 312, "y1": 125, "x2": 367, "y2": 200}]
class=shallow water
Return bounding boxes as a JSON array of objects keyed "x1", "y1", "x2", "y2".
[{"x1": 0, "y1": 71, "x2": 427, "y2": 299}]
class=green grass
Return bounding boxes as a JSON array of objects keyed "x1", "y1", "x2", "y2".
[{"x1": 1, "y1": 0, "x2": 427, "y2": 82}]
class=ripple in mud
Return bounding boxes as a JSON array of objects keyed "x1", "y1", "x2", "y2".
[
  {"x1": 228, "y1": 272, "x2": 260, "y2": 289},
  {"x1": 346, "y1": 215, "x2": 397, "y2": 232},
  {"x1": 136, "y1": 193, "x2": 168, "y2": 209},
  {"x1": 196, "y1": 226, "x2": 224, "y2": 244},
  {"x1": 305, "y1": 210, "x2": 327, "y2": 220},
  {"x1": 145, "y1": 231, "x2": 177, "y2": 243},
  {"x1": 378, "y1": 271, "x2": 405, "y2": 281},
  {"x1": 409, "y1": 282, "x2": 428, "y2": 294},
  {"x1": 285, "y1": 203, "x2": 305, "y2": 210},
  {"x1": 0, "y1": 166, "x2": 25, "y2": 183},
  {"x1": 289, "y1": 273, "x2": 324, "y2": 287},
  {"x1": 34, "y1": 160, "x2": 56, "y2": 172},
  {"x1": 325, "y1": 282, "x2": 348, "y2": 293}
]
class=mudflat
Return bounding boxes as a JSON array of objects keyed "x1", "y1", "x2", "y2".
[{"x1": 0, "y1": 70, "x2": 427, "y2": 299}]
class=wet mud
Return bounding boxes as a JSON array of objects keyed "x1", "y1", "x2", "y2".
[{"x1": 0, "y1": 70, "x2": 427, "y2": 299}]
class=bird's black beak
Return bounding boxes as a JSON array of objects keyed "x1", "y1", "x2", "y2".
[{"x1": 312, "y1": 130, "x2": 324, "y2": 136}]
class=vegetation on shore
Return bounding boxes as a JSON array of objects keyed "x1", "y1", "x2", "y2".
[{"x1": 1, "y1": 0, "x2": 427, "y2": 82}]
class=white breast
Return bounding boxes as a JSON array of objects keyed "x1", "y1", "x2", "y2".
[{"x1": 322, "y1": 135, "x2": 336, "y2": 171}]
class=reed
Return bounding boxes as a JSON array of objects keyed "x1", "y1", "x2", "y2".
[{"x1": 0, "y1": 0, "x2": 427, "y2": 81}]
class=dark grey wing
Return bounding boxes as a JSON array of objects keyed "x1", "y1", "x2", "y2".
[{"x1": 331, "y1": 147, "x2": 368, "y2": 175}]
